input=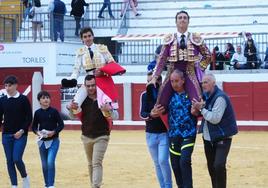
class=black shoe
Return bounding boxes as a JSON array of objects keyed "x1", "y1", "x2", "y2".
[
  {"x1": 120, "y1": 14, "x2": 123, "y2": 17},
  {"x1": 98, "y1": 15, "x2": 105, "y2": 18},
  {"x1": 135, "y1": 13, "x2": 141, "y2": 17},
  {"x1": 110, "y1": 15, "x2": 115, "y2": 19}
]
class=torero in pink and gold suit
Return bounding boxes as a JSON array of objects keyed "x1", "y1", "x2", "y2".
[{"x1": 152, "y1": 32, "x2": 211, "y2": 110}]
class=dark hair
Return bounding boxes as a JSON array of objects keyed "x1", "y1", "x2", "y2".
[
  {"x1": 80, "y1": 27, "x2": 94, "y2": 38},
  {"x1": 84, "y1": 75, "x2": 95, "y2": 82},
  {"x1": 155, "y1": 45, "x2": 162, "y2": 55},
  {"x1": 175, "y1": 10, "x2": 190, "y2": 21},
  {"x1": 4, "y1": 75, "x2": 18, "y2": 85},
  {"x1": 171, "y1": 69, "x2": 185, "y2": 80},
  {"x1": 147, "y1": 71, "x2": 153, "y2": 76},
  {"x1": 37, "y1": 90, "x2": 50, "y2": 101},
  {"x1": 34, "y1": 0, "x2": 41, "y2": 7}
]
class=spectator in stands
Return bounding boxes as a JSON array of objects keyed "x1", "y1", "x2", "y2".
[
  {"x1": 147, "y1": 45, "x2": 162, "y2": 72},
  {"x1": 0, "y1": 75, "x2": 32, "y2": 188},
  {"x1": 48, "y1": 0, "x2": 66, "y2": 42},
  {"x1": 244, "y1": 33, "x2": 258, "y2": 69},
  {"x1": 192, "y1": 73, "x2": 238, "y2": 188},
  {"x1": 149, "y1": 10, "x2": 211, "y2": 111},
  {"x1": 230, "y1": 45, "x2": 247, "y2": 69},
  {"x1": 70, "y1": 0, "x2": 89, "y2": 37},
  {"x1": 98, "y1": 0, "x2": 115, "y2": 19},
  {"x1": 140, "y1": 72, "x2": 172, "y2": 188},
  {"x1": 68, "y1": 75, "x2": 118, "y2": 188},
  {"x1": 223, "y1": 43, "x2": 235, "y2": 69},
  {"x1": 210, "y1": 46, "x2": 225, "y2": 70},
  {"x1": 120, "y1": 0, "x2": 141, "y2": 17},
  {"x1": 30, "y1": 0, "x2": 43, "y2": 42},
  {"x1": 22, "y1": 0, "x2": 32, "y2": 20},
  {"x1": 264, "y1": 47, "x2": 268, "y2": 69}
]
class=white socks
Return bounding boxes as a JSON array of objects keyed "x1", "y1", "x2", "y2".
[{"x1": 22, "y1": 175, "x2": 30, "y2": 188}]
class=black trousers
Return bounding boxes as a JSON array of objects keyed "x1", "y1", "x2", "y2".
[
  {"x1": 203, "y1": 138, "x2": 232, "y2": 188},
  {"x1": 169, "y1": 136, "x2": 196, "y2": 188},
  {"x1": 74, "y1": 16, "x2": 82, "y2": 36}
]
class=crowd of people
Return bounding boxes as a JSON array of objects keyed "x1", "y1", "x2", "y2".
[
  {"x1": 210, "y1": 32, "x2": 265, "y2": 70},
  {"x1": 22, "y1": 1, "x2": 268, "y2": 69},
  {"x1": 22, "y1": 0, "x2": 141, "y2": 42}
]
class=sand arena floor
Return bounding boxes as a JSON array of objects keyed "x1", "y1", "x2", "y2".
[{"x1": 0, "y1": 130, "x2": 268, "y2": 188}]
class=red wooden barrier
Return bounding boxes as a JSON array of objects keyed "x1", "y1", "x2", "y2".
[
  {"x1": 223, "y1": 82, "x2": 253, "y2": 120},
  {"x1": 131, "y1": 83, "x2": 146, "y2": 121}
]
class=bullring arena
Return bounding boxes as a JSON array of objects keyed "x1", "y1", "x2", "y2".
[
  {"x1": 0, "y1": 130, "x2": 268, "y2": 187},
  {"x1": 1, "y1": 0, "x2": 268, "y2": 187}
]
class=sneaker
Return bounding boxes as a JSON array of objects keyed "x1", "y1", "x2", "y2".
[
  {"x1": 98, "y1": 15, "x2": 104, "y2": 18},
  {"x1": 135, "y1": 13, "x2": 141, "y2": 16},
  {"x1": 48, "y1": 186, "x2": 55, "y2": 188},
  {"x1": 12, "y1": 186, "x2": 18, "y2": 188},
  {"x1": 22, "y1": 176, "x2": 30, "y2": 188}
]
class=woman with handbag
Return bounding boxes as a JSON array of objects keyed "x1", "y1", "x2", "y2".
[{"x1": 30, "y1": 0, "x2": 43, "y2": 42}]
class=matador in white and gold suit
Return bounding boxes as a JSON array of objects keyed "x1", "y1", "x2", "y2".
[{"x1": 63, "y1": 43, "x2": 125, "y2": 123}]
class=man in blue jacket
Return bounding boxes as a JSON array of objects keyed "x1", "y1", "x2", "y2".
[
  {"x1": 192, "y1": 73, "x2": 238, "y2": 188},
  {"x1": 49, "y1": 0, "x2": 66, "y2": 42}
]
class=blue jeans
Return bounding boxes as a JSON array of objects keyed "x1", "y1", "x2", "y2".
[
  {"x1": 146, "y1": 132, "x2": 172, "y2": 188},
  {"x1": 53, "y1": 18, "x2": 64, "y2": 42},
  {"x1": 2, "y1": 134, "x2": 28, "y2": 186},
  {"x1": 39, "y1": 138, "x2": 60, "y2": 187},
  {"x1": 98, "y1": 0, "x2": 114, "y2": 17}
]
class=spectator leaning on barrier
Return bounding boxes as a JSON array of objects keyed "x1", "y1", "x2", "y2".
[
  {"x1": 210, "y1": 46, "x2": 225, "y2": 70},
  {"x1": 244, "y1": 33, "x2": 259, "y2": 69},
  {"x1": 223, "y1": 43, "x2": 235, "y2": 69},
  {"x1": 48, "y1": 0, "x2": 67, "y2": 42},
  {"x1": 30, "y1": 0, "x2": 43, "y2": 42},
  {"x1": 264, "y1": 47, "x2": 268, "y2": 69}
]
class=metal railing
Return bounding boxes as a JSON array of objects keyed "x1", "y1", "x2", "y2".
[
  {"x1": 0, "y1": 1, "x2": 129, "y2": 42},
  {"x1": 115, "y1": 33, "x2": 268, "y2": 68}
]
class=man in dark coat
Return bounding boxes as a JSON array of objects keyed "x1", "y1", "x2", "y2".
[{"x1": 70, "y1": 0, "x2": 89, "y2": 36}]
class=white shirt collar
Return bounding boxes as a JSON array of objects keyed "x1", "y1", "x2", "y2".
[
  {"x1": 7, "y1": 91, "x2": 20, "y2": 98},
  {"x1": 85, "y1": 43, "x2": 96, "y2": 51},
  {"x1": 177, "y1": 31, "x2": 188, "y2": 42}
]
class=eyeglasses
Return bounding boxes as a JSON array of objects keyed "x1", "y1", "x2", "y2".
[
  {"x1": 178, "y1": 16, "x2": 188, "y2": 20},
  {"x1": 83, "y1": 34, "x2": 92, "y2": 38}
]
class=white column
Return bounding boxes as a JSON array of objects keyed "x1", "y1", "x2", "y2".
[
  {"x1": 32, "y1": 71, "x2": 43, "y2": 113},
  {"x1": 123, "y1": 82, "x2": 132, "y2": 120}
]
